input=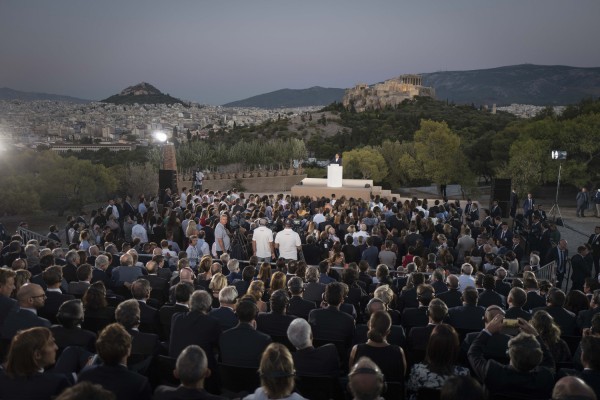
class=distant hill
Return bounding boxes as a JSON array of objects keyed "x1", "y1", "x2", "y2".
[
  {"x1": 101, "y1": 82, "x2": 186, "y2": 106},
  {"x1": 0, "y1": 87, "x2": 90, "y2": 103},
  {"x1": 422, "y1": 64, "x2": 600, "y2": 106},
  {"x1": 223, "y1": 86, "x2": 346, "y2": 108}
]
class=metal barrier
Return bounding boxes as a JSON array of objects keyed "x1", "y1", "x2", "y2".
[
  {"x1": 534, "y1": 260, "x2": 556, "y2": 283},
  {"x1": 16, "y1": 227, "x2": 49, "y2": 244}
]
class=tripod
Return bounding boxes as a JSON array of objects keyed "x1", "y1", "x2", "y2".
[{"x1": 548, "y1": 163, "x2": 564, "y2": 225}]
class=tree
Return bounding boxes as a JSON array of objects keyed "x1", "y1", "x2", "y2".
[
  {"x1": 413, "y1": 119, "x2": 472, "y2": 186},
  {"x1": 342, "y1": 147, "x2": 388, "y2": 182},
  {"x1": 505, "y1": 137, "x2": 548, "y2": 196}
]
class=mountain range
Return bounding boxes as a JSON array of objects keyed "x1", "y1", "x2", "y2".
[{"x1": 2, "y1": 64, "x2": 599, "y2": 108}]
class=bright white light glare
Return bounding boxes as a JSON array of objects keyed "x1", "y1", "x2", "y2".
[{"x1": 153, "y1": 131, "x2": 167, "y2": 142}]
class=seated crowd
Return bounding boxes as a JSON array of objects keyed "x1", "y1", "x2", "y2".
[{"x1": 0, "y1": 188, "x2": 599, "y2": 400}]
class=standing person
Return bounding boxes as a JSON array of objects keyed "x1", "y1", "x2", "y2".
[
  {"x1": 275, "y1": 220, "x2": 302, "y2": 262},
  {"x1": 577, "y1": 187, "x2": 590, "y2": 218},
  {"x1": 571, "y1": 245, "x2": 593, "y2": 292},
  {"x1": 551, "y1": 239, "x2": 569, "y2": 290},
  {"x1": 214, "y1": 213, "x2": 231, "y2": 258},
  {"x1": 252, "y1": 218, "x2": 276, "y2": 263},
  {"x1": 331, "y1": 153, "x2": 342, "y2": 165},
  {"x1": 523, "y1": 193, "x2": 535, "y2": 225},
  {"x1": 194, "y1": 168, "x2": 204, "y2": 191},
  {"x1": 588, "y1": 226, "x2": 600, "y2": 278}
]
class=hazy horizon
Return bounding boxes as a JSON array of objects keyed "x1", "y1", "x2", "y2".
[{"x1": 2, "y1": 0, "x2": 600, "y2": 105}]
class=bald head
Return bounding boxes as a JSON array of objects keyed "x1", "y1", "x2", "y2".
[
  {"x1": 348, "y1": 357, "x2": 384, "y2": 400},
  {"x1": 552, "y1": 376, "x2": 596, "y2": 400},
  {"x1": 446, "y1": 274, "x2": 459, "y2": 289},
  {"x1": 17, "y1": 283, "x2": 46, "y2": 308},
  {"x1": 485, "y1": 305, "x2": 505, "y2": 323}
]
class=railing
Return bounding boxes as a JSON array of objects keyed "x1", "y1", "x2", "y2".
[
  {"x1": 534, "y1": 260, "x2": 556, "y2": 283},
  {"x1": 16, "y1": 227, "x2": 49, "y2": 244}
]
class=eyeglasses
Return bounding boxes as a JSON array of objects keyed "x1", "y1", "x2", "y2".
[{"x1": 31, "y1": 294, "x2": 47, "y2": 299}]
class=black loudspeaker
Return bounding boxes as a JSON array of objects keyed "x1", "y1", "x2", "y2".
[
  {"x1": 491, "y1": 178, "x2": 512, "y2": 218},
  {"x1": 159, "y1": 169, "x2": 178, "y2": 200}
]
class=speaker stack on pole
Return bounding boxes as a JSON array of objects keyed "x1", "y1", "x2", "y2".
[
  {"x1": 490, "y1": 178, "x2": 512, "y2": 218},
  {"x1": 158, "y1": 143, "x2": 178, "y2": 203}
]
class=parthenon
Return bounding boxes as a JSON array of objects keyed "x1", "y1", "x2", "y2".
[{"x1": 342, "y1": 74, "x2": 435, "y2": 112}]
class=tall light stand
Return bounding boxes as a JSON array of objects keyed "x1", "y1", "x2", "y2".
[{"x1": 548, "y1": 163, "x2": 564, "y2": 225}]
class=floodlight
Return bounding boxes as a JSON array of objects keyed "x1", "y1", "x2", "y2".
[
  {"x1": 153, "y1": 131, "x2": 168, "y2": 142},
  {"x1": 551, "y1": 150, "x2": 567, "y2": 160}
]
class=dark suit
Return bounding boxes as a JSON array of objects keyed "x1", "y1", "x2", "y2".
[
  {"x1": 468, "y1": 331, "x2": 554, "y2": 399},
  {"x1": 62, "y1": 263, "x2": 78, "y2": 283},
  {"x1": 51, "y1": 325, "x2": 97, "y2": 352},
  {"x1": 78, "y1": 364, "x2": 152, "y2": 400},
  {"x1": 533, "y1": 305, "x2": 577, "y2": 336},
  {"x1": 1, "y1": 308, "x2": 51, "y2": 339},
  {"x1": 401, "y1": 306, "x2": 429, "y2": 330},
  {"x1": 302, "y1": 244, "x2": 322, "y2": 266},
  {"x1": 288, "y1": 296, "x2": 316, "y2": 320},
  {"x1": 128, "y1": 328, "x2": 160, "y2": 356},
  {"x1": 478, "y1": 289, "x2": 506, "y2": 309},
  {"x1": 432, "y1": 280, "x2": 448, "y2": 295},
  {"x1": 304, "y1": 282, "x2": 326, "y2": 304},
  {"x1": 0, "y1": 295, "x2": 17, "y2": 327},
  {"x1": 145, "y1": 275, "x2": 169, "y2": 304},
  {"x1": 505, "y1": 307, "x2": 532, "y2": 321},
  {"x1": 0, "y1": 370, "x2": 71, "y2": 400},
  {"x1": 549, "y1": 246, "x2": 569, "y2": 288},
  {"x1": 407, "y1": 323, "x2": 436, "y2": 352},
  {"x1": 209, "y1": 306, "x2": 238, "y2": 331},
  {"x1": 219, "y1": 322, "x2": 272, "y2": 368},
  {"x1": 558, "y1": 369, "x2": 600, "y2": 400},
  {"x1": 67, "y1": 281, "x2": 90, "y2": 297},
  {"x1": 256, "y1": 312, "x2": 297, "y2": 338},
  {"x1": 461, "y1": 331, "x2": 510, "y2": 364},
  {"x1": 495, "y1": 280, "x2": 511, "y2": 297},
  {"x1": 91, "y1": 268, "x2": 111, "y2": 287},
  {"x1": 448, "y1": 304, "x2": 485, "y2": 331},
  {"x1": 39, "y1": 290, "x2": 75, "y2": 324},
  {"x1": 436, "y1": 288, "x2": 463, "y2": 309},
  {"x1": 159, "y1": 303, "x2": 188, "y2": 340},
  {"x1": 138, "y1": 300, "x2": 159, "y2": 334},
  {"x1": 293, "y1": 344, "x2": 341, "y2": 377},
  {"x1": 523, "y1": 291, "x2": 546, "y2": 312},
  {"x1": 169, "y1": 311, "x2": 221, "y2": 369},
  {"x1": 396, "y1": 287, "x2": 418, "y2": 313},
  {"x1": 233, "y1": 280, "x2": 251, "y2": 297},
  {"x1": 153, "y1": 385, "x2": 227, "y2": 400},
  {"x1": 308, "y1": 306, "x2": 355, "y2": 346}
]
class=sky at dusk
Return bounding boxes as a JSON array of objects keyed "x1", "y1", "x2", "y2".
[{"x1": 1, "y1": 0, "x2": 599, "y2": 105}]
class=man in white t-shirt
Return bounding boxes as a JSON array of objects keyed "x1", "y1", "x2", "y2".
[
  {"x1": 274, "y1": 220, "x2": 302, "y2": 261},
  {"x1": 252, "y1": 219, "x2": 275, "y2": 262}
]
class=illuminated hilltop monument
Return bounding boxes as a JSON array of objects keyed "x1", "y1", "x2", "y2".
[{"x1": 343, "y1": 74, "x2": 435, "y2": 112}]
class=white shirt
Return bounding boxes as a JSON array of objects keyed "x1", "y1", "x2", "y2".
[
  {"x1": 131, "y1": 224, "x2": 148, "y2": 243},
  {"x1": 275, "y1": 228, "x2": 301, "y2": 260},
  {"x1": 253, "y1": 226, "x2": 274, "y2": 258},
  {"x1": 352, "y1": 230, "x2": 369, "y2": 246},
  {"x1": 312, "y1": 213, "x2": 326, "y2": 226}
]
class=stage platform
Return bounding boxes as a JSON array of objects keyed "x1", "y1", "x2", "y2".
[{"x1": 291, "y1": 177, "x2": 401, "y2": 201}]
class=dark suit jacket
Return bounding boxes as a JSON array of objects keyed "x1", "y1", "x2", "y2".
[
  {"x1": 1, "y1": 308, "x2": 51, "y2": 339},
  {"x1": 233, "y1": 280, "x2": 251, "y2": 297},
  {"x1": 304, "y1": 282, "x2": 326, "y2": 304},
  {"x1": 91, "y1": 268, "x2": 111, "y2": 288},
  {"x1": 461, "y1": 331, "x2": 510, "y2": 364},
  {"x1": 468, "y1": 331, "x2": 554, "y2": 399},
  {"x1": 523, "y1": 291, "x2": 547, "y2": 311},
  {"x1": 308, "y1": 306, "x2": 355, "y2": 346},
  {"x1": 78, "y1": 364, "x2": 152, "y2": 400},
  {"x1": 51, "y1": 325, "x2": 97, "y2": 352},
  {"x1": 209, "y1": 307, "x2": 238, "y2": 331},
  {"x1": 401, "y1": 306, "x2": 429, "y2": 330},
  {"x1": 293, "y1": 344, "x2": 341, "y2": 377},
  {"x1": 219, "y1": 322, "x2": 272, "y2": 368},
  {"x1": 505, "y1": 307, "x2": 532, "y2": 321},
  {"x1": 432, "y1": 280, "x2": 448, "y2": 295},
  {"x1": 0, "y1": 369, "x2": 70, "y2": 400},
  {"x1": 533, "y1": 305, "x2": 577, "y2": 335},
  {"x1": 169, "y1": 311, "x2": 221, "y2": 369},
  {"x1": 138, "y1": 300, "x2": 159, "y2": 334},
  {"x1": 478, "y1": 289, "x2": 506, "y2": 309},
  {"x1": 67, "y1": 281, "x2": 90, "y2": 296},
  {"x1": 437, "y1": 289, "x2": 463, "y2": 309},
  {"x1": 396, "y1": 287, "x2": 418, "y2": 313},
  {"x1": 39, "y1": 290, "x2": 75, "y2": 324},
  {"x1": 145, "y1": 275, "x2": 169, "y2": 302},
  {"x1": 128, "y1": 328, "x2": 160, "y2": 356},
  {"x1": 448, "y1": 304, "x2": 485, "y2": 331},
  {"x1": 0, "y1": 295, "x2": 17, "y2": 327},
  {"x1": 62, "y1": 263, "x2": 78, "y2": 283},
  {"x1": 153, "y1": 385, "x2": 227, "y2": 400},
  {"x1": 408, "y1": 323, "x2": 436, "y2": 351},
  {"x1": 288, "y1": 296, "x2": 316, "y2": 320},
  {"x1": 495, "y1": 280, "x2": 512, "y2": 297},
  {"x1": 256, "y1": 312, "x2": 297, "y2": 337},
  {"x1": 159, "y1": 303, "x2": 189, "y2": 340}
]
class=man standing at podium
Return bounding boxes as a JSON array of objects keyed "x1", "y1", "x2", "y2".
[{"x1": 331, "y1": 153, "x2": 342, "y2": 165}]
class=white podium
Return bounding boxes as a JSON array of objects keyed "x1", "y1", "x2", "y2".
[{"x1": 327, "y1": 165, "x2": 343, "y2": 188}]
